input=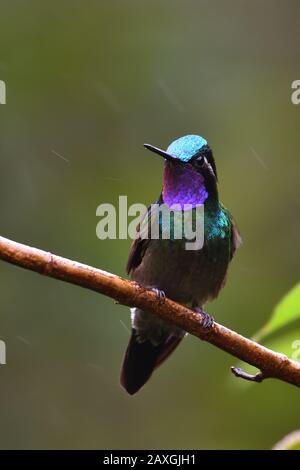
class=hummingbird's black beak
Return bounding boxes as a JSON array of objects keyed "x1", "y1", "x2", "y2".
[{"x1": 144, "y1": 144, "x2": 179, "y2": 163}]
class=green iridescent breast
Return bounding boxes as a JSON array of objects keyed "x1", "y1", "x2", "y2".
[
  {"x1": 140, "y1": 202, "x2": 232, "y2": 251},
  {"x1": 205, "y1": 203, "x2": 232, "y2": 242}
]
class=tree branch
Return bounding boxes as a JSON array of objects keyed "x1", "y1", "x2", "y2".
[{"x1": 0, "y1": 235, "x2": 299, "y2": 388}]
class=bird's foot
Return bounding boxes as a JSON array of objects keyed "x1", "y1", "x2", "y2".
[
  {"x1": 193, "y1": 307, "x2": 214, "y2": 329},
  {"x1": 151, "y1": 288, "x2": 166, "y2": 304}
]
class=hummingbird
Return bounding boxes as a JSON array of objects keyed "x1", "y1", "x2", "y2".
[{"x1": 121, "y1": 134, "x2": 241, "y2": 395}]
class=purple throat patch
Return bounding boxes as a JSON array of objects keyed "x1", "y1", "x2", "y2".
[{"x1": 162, "y1": 162, "x2": 208, "y2": 209}]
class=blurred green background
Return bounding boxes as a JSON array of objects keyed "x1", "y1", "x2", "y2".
[{"x1": 0, "y1": 0, "x2": 299, "y2": 450}]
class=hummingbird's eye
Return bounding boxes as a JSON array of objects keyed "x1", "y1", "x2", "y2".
[{"x1": 195, "y1": 155, "x2": 205, "y2": 167}]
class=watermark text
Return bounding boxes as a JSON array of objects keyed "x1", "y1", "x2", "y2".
[
  {"x1": 291, "y1": 80, "x2": 300, "y2": 105},
  {"x1": 96, "y1": 196, "x2": 204, "y2": 250},
  {"x1": 0, "y1": 340, "x2": 6, "y2": 365},
  {"x1": 0, "y1": 80, "x2": 6, "y2": 104}
]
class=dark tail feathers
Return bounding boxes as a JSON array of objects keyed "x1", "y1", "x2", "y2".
[{"x1": 120, "y1": 329, "x2": 182, "y2": 395}]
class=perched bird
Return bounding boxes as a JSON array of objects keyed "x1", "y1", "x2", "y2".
[{"x1": 121, "y1": 135, "x2": 241, "y2": 395}]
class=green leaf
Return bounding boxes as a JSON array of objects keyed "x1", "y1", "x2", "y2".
[
  {"x1": 254, "y1": 283, "x2": 300, "y2": 341},
  {"x1": 232, "y1": 284, "x2": 300, "y2": 388},
  {"x1": 262, "y1": 327, "x2": 300, "y2": 364}
]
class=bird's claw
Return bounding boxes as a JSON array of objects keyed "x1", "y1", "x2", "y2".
[
  {"x1": 193, "y1": 307, "x2": 214, "y2": 329},
  {"x1": 151, "y1": 288, "x2": 166, "y2": 304}
]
